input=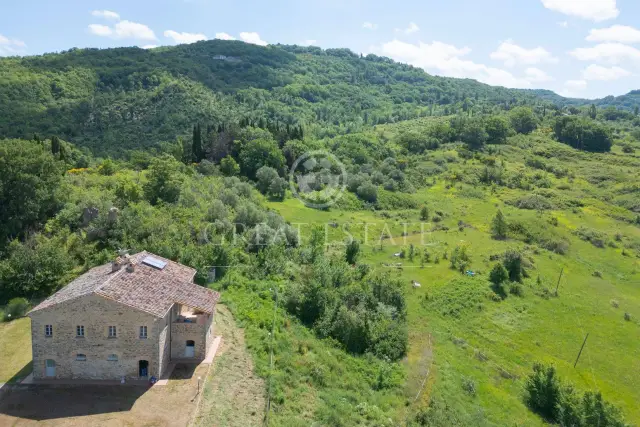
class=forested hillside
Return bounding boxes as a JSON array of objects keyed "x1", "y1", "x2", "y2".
[
  {"x1": 4, "y1": 39, "x2": 633, "y2": 156},
  {"x1": 1, "y1": 40, "x2": 640, "y2": 426}
]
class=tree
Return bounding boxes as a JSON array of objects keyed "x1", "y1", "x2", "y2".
[
  {"x1": 485, "y1": 116, "x2": 510, "y2": 144},
  {"x1": 268, "y1": 177, "x2": 288, "y2": 200},
  {"x1": 192, "y1": 123, "x2": 203, "y2": 163},
  {"x1": 524, "y1": 363, "x2": 561, "y2": 422},
  {"x1": 345, "y1": 240, "x2": 360, "y2": 264},
  {"x1": 491, "y1": 210, "x2": 508, "y2": 239},
  {"x1": 588, "y1": 104, "x2": 597, "y2": 119},
  {"x1": 114, "y1": 177, "x2": 143, "y2": 207},
  {"x1": 143, "y1": 154, "x2": 184, "y2": 204},
  {"x1": 0, "y1": 237, "x2": 74, "y2": 304},
  {"x1": 50, "y1": 135, "x2": 60, "y2": 156},
  {"x1": 220, "y1": 155, "x2": 240, "y2": 176},
  {"x1": 509, "y1": 107, "x2": 538, "y2": 134},
  {"x1": 489, "y1": 263, "x2": 508, "y2": 285},
  {"x1": 0, "y1": 140, "x2": 63, "y2": 248},
  {"x1": 420, "y1": 205, "x2": 429, "y2": 221},
  {"x1": 553, "y1": 116, "x2": 612, "y2": 153},
  {"x1": 356, "y1": 182, "x2": 378, "y2": 203},
  {"x1": 460, "y1": 117, "x2": 488, "y2": 149},
  {"x1": 503, "y1": 249, "x2": 524, "y2": 282},
  {"x1": 256, "y1": 166, "x2": 280, "y2": 194},
  {"x1": 238, "y1": 138, "x2": 285, "y2": 180}
]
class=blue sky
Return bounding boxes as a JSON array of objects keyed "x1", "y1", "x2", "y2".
[{"x1": 1, "y1": 0, "x2": 639, "y2": 99}]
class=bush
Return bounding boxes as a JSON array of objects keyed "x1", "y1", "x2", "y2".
[
  {"x1": 450, "y1": 244, "x2": 471, "y2": 273},
  {"x1": 4, "y1": 297, "x2": 29, "y2": 320},
  {"x1": 503, "y1": 250, "x2": 525, "y2": 282},
  {"x1": 489, "y1": 263, "x2": 508, "y2": 285},
  {"x1": 510, "y1": 194, "x2": 554, "y2": 211}
]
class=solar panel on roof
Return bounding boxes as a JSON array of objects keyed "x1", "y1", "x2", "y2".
[{"x1": 142, "y1": 256, "x2": 167, "y2": 270}]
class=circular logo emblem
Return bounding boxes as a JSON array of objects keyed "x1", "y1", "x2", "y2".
[{"x1": 289, "y1": 150, "x2": 347, "y2": 209}]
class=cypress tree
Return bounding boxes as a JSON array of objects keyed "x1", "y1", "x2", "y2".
[
  {"x1": 192, "y1": 123, "x2": 202, "y2": 162},
  {"x1": 51, "y1": 136, "x2": 60, "y2": 156}
]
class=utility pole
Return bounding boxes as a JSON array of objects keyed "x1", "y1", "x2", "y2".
[
  {"x1": 573, "y1": 333, "x2": 589, "y2": 368},
  {"x1": 555, "y1": 268, "x2": 564, "y2": 296}
]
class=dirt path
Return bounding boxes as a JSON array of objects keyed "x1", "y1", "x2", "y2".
[{"x1": 190, "y1": 304, "x2": 266, "y2": 427}]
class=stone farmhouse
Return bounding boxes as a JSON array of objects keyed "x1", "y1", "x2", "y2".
[{"x1": 28, "y1": 251, "x2": 220, "y2": 380}]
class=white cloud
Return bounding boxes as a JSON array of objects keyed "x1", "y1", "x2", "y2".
[
  {"x1": 490, "y1": 40, "x2": 557, "y2": 67},
  {"x1": 541, "y1": 0, "x2": 618, "y2": 22},
  {"x1": 362, "y1": 22, "x2": 378, "y2": 30},
  {"x1": 114, "y1": 21, "x2": 157, "y2": 41},
  {"x1": 582, "y1": 64, "x2": 631, "y2": 80},
  {"x1": 396, "y1": 22, "x2": 420, "y2": 34},
  {"x1": 570, "y1": 43, "x2": 640, "y2": 64},
  {"x1": 164, "y1": 30, "x2": 207, "y2": 44},
  {"x1": 558, "y1": 21, "x2": 569, "y2": 28},
  {"x1": 239, "y1": 32, "x2": 267, "y2": 46},
  {"x1": 142, "y1": 45, "x2": 158, "y2": 49},
  {"x1": 525, "y1": 67, "x2": 554, "y2": 82},
  {"x1": 88, "y1": 24, "x2": 113, "y2": 37},
  {"x1": 375, "y1": 39, "x2": 541, "y2": 88},
  {"x1": 91, "y1": 10, "x2": 120, "y2": 20},
  {"x1": 301, "y1": 39, "x2": 317, "y2": 46},
  {"x1": 90, "y1": 20, "x2": 157, "y2": 41},
  {"x1": 0, "y1": 33, "x2": 26, "y2": 56},
  {"x1": 215, "y1": 32, "x2": 236, "y2": 40},
  {"x1": 586, "y1": 25, "x2": 640, "y2": 43}
]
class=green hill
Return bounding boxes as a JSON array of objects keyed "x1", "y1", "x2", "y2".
[{"x1": 3, "y1": 40, "x2": 625, "y2": 155}]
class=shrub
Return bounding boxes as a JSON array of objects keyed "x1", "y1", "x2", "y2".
[
  {"x1": 509, "y1": 283, "x2": 524, "y2": 297},
  {"x1": 450, "y1": 244, "x2": 471, "y2": 273},
  {"x1": 491, "y1": 210, "x2": 508, "y2": 239},
  {"x1": 461, "y1": 377, "x2": 477, "y2": 397},
  {"x1": 420, "y1": 205, "x2": 429, "y2": 221},
  {"x1": 510, "y1": 194, "x2": 554, "y2": 211},
  {"x1": 624, "y1": 312, "x2": 632, "y2": 321},
  {"x1": 345, "y1": 240, "x2": 360, "y2": 265},
  {"x1": 574, "y1": 227, "x2": 608, "y2": 248},
  {"x1": 503, "y1": 250, "x2": 525, "y2": 282},
  {"x1": 489, "y1": 263, "x2": 508, "y2": 285},
  {"x1": 4, "y1": 297, "x2": 30, "y2": 320}
]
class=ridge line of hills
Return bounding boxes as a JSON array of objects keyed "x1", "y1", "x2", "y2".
[{"x1": 1, "y1": 39, "x2": 639, "y2": 155}]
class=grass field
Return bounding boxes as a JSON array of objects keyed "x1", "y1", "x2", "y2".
[
  {"x1": 266, "y1": 147, "x2": 640, "y2": 425},
  {"x1": 0, "y1": 317, "x2": 32, "y2": 383}
]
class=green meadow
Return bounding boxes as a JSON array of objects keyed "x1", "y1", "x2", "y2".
[{"x1": 266, "y1": 130, "x2": 640, "y2": 425}]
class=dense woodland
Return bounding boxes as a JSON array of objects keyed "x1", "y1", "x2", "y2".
[{"x1": 1, "y1": 40, "x2": 640, "y2": 426}]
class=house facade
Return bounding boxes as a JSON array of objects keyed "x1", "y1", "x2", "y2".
[{"x1": 28, "y1": 252, "x2": 220, "y2": 380}]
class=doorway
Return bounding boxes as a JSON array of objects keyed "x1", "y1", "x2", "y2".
[
  {"x1": 185, "y1": 340, "x2": 195, "y2": 358},
  {"x1": 45, "y1": 359, "x2": 56, "y2": 377},
  {"x1": 139, "y1": 360, "x2": 149, "y2": 377}
]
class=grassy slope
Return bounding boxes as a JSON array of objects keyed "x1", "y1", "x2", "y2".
[
  {"x1": 0, "y1": 317, "x2": 32, "y2": 383},
  {"x1": 266, "y1": 138, "x2": 640, "y2": 425}
]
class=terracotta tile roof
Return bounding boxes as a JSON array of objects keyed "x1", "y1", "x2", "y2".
[{"x1": 29, "y1": 251, "x2": 220, "y2": 318}]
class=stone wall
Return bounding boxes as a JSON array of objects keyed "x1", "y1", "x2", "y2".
[
  {"x1": 29, "y1": 294, "x2": 166, "y2": 380},
  {"x1": 170, "y1": 321, "x2": 208, "y2": 360},
  {"x1": 204, "y1": 312, "x2": 215, "y2": 358}
]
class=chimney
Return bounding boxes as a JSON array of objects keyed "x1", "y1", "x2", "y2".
[
  {"x1": 112, "y1": 256, "x2": 125, "y2": 273},
  {"x1": 126, "y1": 262, "x2": 136, "y2": 273}
]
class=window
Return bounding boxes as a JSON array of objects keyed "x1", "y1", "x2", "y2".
[
  {"x1": 107, "y1": 354, "x2": 118, "y2": 362},
  {"x1": 139, "y1": 326, "x2": 148, "y2": 339},
  {"x1": 76, "y1": 325, "x2": 85, "y2": 337},
  {"x1": 76, "y1": 354, "x2": 87, "y2": 361},
  {"x1": 108, "y1": 326, "x2": 117, "y2": 338},
  {"x1": 45, "y1": 325, "x2": 53, "y2": 337}
]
